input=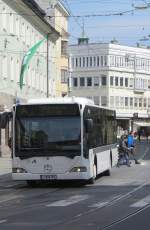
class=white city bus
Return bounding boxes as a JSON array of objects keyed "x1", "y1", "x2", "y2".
[{"x1": 7, "y1": 97, "x2": 118, "y2": 185}]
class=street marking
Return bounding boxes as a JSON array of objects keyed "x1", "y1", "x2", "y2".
[
  {"x1": 0, "y1": 220, "x2": 7, "y2": 224},
  {"x1": 46, "y1": 195, "x2": 89, "y2": 207},
  {"x1": 88, "y1": 195, "x2": 121, "y2": 208},
  {"x1": 130, "y1": 195, "x2": 150, "y2": 208},
  {"x1": 0, "y1": 195, "x2": 23, "y2": 204},
  {"x1": 89, "y1": 201, "x2": 109, "y2": 208},
  {"x1": 140, "y1": 147, "x2": 149, "y2": 160}
]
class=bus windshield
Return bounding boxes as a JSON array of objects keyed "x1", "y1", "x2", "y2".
[{"x1": 15, "y1": 104, "x2": 81, "y2": 158}]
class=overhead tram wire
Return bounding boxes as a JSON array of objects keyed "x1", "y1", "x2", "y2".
[
  {"x1": 63, "y1": 0, "x2": 83, "y2": 31},
  {"x1": 0, "y1": 5, "x2": 139, "y2": 18}
]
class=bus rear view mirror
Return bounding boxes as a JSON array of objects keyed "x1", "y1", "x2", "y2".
[{"x1": 85, "y1": 119, "x2": 93, "y2": 133}]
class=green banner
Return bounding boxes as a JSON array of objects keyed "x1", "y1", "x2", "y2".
[{"x1": 19, "y1": 37, "x2": 46, "y2": 89}]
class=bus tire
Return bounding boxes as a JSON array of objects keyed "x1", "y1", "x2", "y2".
[
  {"x1": 103, "y1": 155, "x2": 111, "y2": 176},
  {"x1": 88, "y1": 163, "x2": 97, "y2": 184},
  {"x1": 26, "y1": 180, "x2": 37, "y2": 187},
  {"x1": 110, "y1": 151, "x2": 113, "y2": 167},
  {"x1": 103, "y1": 169, "x2": 111, "y2": 176}
]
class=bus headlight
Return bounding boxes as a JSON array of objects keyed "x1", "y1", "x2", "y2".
[
  {"x1": 70, "y1": 166, "x2": 87, "y2": 172},
  {"x1": 12, "y1": 168, "x2": 27, "y2": 173}
]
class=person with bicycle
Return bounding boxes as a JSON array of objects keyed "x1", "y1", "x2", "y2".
[{"x1": 127, "y1": 131, "x2": 140, "y2": 164}]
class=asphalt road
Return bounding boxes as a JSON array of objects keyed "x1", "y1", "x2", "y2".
[{"x1": 0, "y1": 140, "x2": 150, "y2": 230}]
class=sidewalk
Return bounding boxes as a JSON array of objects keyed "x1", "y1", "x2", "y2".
[
  {"x1": 0, "y1": 140, "x2": 12, "y2": 176},
  {"x1": 0, "y1": 156, "x2": 12, "y2": 176}
]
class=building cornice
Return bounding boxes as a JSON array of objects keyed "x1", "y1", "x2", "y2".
[
  {"x1": 3, "y1": 0, "x2": 60, "y2": 41},
  {"x1": 57, "y1": 1, "x2": 70, "y2": 17}
]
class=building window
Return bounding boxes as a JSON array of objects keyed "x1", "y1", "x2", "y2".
[
  {"x1": 2, "y1": 56, "x2": 7, "y2": 79},
  {"x1": 61, "y1": 40, "x2": 68, "y2": 56},
  {"x1": 83, "y1": 57, "x2": 85, "y2": 67},
  {"x1": 90, "y1": 57, "x2": 92, "y2": 67},
  {"x1": 73, "y1": 78, "x2": 78, "y2": 87},
  {"x1": 80, "y1": 77, "x2": 85, "y2": 87},
  {"x1": 86, "y1": 57, "x2": 89, "y2": 67},
  {"x1": 125, "y1": 97, "x2": 128, "y2": 107},
  {"x1": 101, "y1": 96, "x2": 107, "y2": 106},
  {"x1": 110, "y1": 55, "x2": 115, "y2": 66},
  {"x1": 148, "y1": 98, "x2": 150, "y2": 107},
  {"x1": 93, "y1": 57, "x2": 96, "y2": 66},
  {"x1": 144, "y1": 98, "x2": 147, "y2": 107},
  {"x1": 144, "y1": 79, "x2": 147, "y2": 89},
  {"x1": 2, "y1": 7, "x2": 7, "y2": 31},
  {"x1": 75, "y1": 58, "x2": 78, "y2": 67},
  {"x1": 120, "y1": 77, "x2": 123, "y2": 86},
  {"x1": 61, "y1": 70, "x2": 68, "y2": 83},
  {"x1": 94, "y1": 77, "x2": 99, "y2": 86},
  {"x1": 120, "y1": 97, "x2": 124, "y2": 107},
  {"x1": 125, "y1": 78, "x2": 128, "y2": 87},
  {"x1": 110, "y1": 76, "x2": 114, "y2": 86},
  {"x1": 101, "y1": 75, "x2": 107, "y2": 86},
  {"x1": 115, "y1": 77, "x2": 118, "y2": 86},
  {"x1": 97, "y1": 56, "x2": 100, "y2": 66},
  {"x1": 139, "y1": 98, "x2": 142, "y2": 107},
  {"x1": 10, "y1": 56, "x2": 14, "y2": 81},
  {"x1": 129, "y1": 78, "x2": 134, "y2": 87},
  {"x1": 101, "y1": 56, "x2": 104, "y2": 66},
  {"x1": 130, "y1": 98, "x2": 133, "y2": 107},
  {"x1": 87, "y1": 77, "x2": 92, "y2": 86},
  {"x1": 93, "y1": 96, "x2": 99, "y2": 105},
  {"x1": 104, "y1": 56, "x2": 107, "y2": 66},
  {"x1": 110, "y1": 96, "x2": 114, "y2": 107},
  {"x1": 72, "y1": 58, "x2": 74, "y2": 68},
  {"x1": 134, "y1": 98, "x2": 138, "y2": 107},
  {"x1": 79, "y1": 57, "x2": 82, "y2": 67}
]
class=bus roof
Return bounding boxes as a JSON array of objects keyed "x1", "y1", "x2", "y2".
[
  {"x1": 15, "y1": 97, "x2": 115, "y2": 114},
  {"x1": 26, "y1": 97, "x2": 95, "y2": 106}
]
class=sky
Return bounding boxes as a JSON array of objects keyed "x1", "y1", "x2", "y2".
[{"x1": 61, "y1": 0, "x2": 150, "y2": 47}]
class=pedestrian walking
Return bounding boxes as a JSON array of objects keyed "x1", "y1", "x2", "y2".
[
  {"x1": 127, "y1": 131, "x2": 140, "y2": 164},
  {"x1": 137, "y1": 130, "x2": 142, "y2": 142}
]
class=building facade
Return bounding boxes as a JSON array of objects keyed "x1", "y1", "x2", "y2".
[
  {"x1": 0, "y1": 0, "x2": 61, "y2": 109},
  {"x1": 69, "y1": 39, "x2": 150, "y2": 131},
  {"x1": 35, "y1": 0, "x2": 70, "y2": 97}
]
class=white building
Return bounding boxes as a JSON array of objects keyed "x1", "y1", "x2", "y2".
[
  {"x1": 69, "y1": 38, "x2": 150, "y2": 131},
  {"x1": 0, "y1": 0, "x2": 60, "y2": 109}
]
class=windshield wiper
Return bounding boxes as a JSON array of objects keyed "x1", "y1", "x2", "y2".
[{"x1": 20, "y1": 147, "x2": 46, "y2": 151}]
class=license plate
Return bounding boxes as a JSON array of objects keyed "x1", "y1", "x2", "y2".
[{"x1": 40, "y1": 175, "x2": 57, "y2": 180}]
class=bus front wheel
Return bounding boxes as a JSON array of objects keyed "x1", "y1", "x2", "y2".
[{"x1": 88, "y1": 164, "x2": 97, "y2": 184}]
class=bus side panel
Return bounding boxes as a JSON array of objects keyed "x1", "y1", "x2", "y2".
[
  {"x1": 111, "y1": 147, "x2": 118, "y2": 167},
  {"x1": 96, "y1": 150, "x2": 111, "y2": 174}
]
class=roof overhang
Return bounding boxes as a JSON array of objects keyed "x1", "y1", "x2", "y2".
[{"x1": 3, "y1": 0, "x2": 60, "y2": 41}]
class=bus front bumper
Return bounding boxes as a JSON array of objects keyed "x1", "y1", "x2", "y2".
[{"x1": 12, "y1": 171, "x2": 91, "y2": 181}]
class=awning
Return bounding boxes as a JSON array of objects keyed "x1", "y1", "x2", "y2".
[{"x1": 134, "y1": 122, "x2": 150, "y2": 127}]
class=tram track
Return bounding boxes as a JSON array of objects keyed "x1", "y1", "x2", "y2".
[
  {"x1": 0, "y1": 179, "x2": 149, "y2": 229},
  {"x1": 42, "y1": 179, "x2": 150, "y2": 230},
  {"x1": 99, "y1": 201, "x2": 150, "y2": 230}
]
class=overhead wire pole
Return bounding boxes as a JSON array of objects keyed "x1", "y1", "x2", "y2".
[{"x1": 47, "y1": 33, "x2": 49, "y2": 98}]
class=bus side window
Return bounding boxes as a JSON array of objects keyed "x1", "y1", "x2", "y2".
[{"x1": 85, "y1": 119, "x2": 93, "y2": 133}]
